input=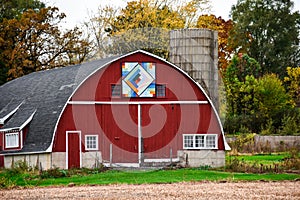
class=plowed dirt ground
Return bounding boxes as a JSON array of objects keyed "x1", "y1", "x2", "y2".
[{"x1": 1, "y1": 181, "x2": 299, "y2": 199}]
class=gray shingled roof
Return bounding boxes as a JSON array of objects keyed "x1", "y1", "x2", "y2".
[{"x1": 0, "y1": 55, "x2": 120, "y2": 154}]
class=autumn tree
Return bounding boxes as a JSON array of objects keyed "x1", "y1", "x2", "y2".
[
  {"x1": 0, "y1": 0, "x2": 45, "y2": 21},
  {"x1": 0, "y1": 7, "x2": 91, "y2": 84},
  {"x1": 230, "y1": 0, "x2": 300, "y2": 76},
  {"x1": 103, "y1": 0, "x2": 185, "y2": 58},
  {"x1": 83, "y1": 5, "x2": 118, "y2": 59},
  {"x1": 88, "y1": 0, "x2": 211, "y2": 58},
  {"x1": 0, "y1": 0, "x2": 46, "y2": 84},
  {"x1": 196, "y1": 14, "x2": 233, "y2": 72}
]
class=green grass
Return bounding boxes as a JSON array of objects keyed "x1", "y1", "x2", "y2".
[
  {"x1": 227, "y1": 153, "x2": 290, "y2": 165},
  {"x1": 0, "y1": 152, "x2": 299, "y2": 188},
  {"x1": 1, "y1": 168, "x2": 299, "y2": 188}
]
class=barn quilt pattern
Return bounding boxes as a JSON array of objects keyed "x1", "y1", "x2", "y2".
[{"x1": 122, "y1": 62, "x2": 156, "y2": 97}]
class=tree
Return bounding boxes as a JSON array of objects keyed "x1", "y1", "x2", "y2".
[
  {"x1": 0, "y1": 0, "x2": 45, "y2": 21},
  {"x1": 0, "y1": 7, "x2": 91, "y2": 83},
  {"x1": 196, "y1": 14, "x2": 233, "y2": 72},
  {"x1": 0, "y1": 0, "x2": 45, "y2": 84},
  {"x1": 284, "y1": 66, "x2": 300, "y2": 106},
  {"x1": 83, "y1": 5, "x2": 118, "y2": 59},
  {"x1": 102, "y1": 0, "x2": 185, "y2": 58},
  {"x1": 177, "y1": 0, "x2": 211, "y2": 27},
  {"x1": 224, "y1": 53, "x2": 296, "y2": 134},
  {"x1": 256, "y1": 74, "x2": 292, "y2": 119},
  {"x1": 88, "y1": 0, "x2": 211, "y2": 58},
  {"x1": 230, "y1": 0, "x2": 300, "y2": 76},
  {"x1": 224, "y1": 54, "x2": 261, "y2": 118}
]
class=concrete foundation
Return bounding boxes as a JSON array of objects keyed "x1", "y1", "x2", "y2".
[
  {"x1": 51, "y1": 152, "x2": 66, "y2": 169},
  {"x1": 82, "y1": 151, "x2": 102, "y2": 168},
  {"x1": 178, "y1": 150, "x2": 225, "y2": 168},
  {"x1": 4, "y1": 153, "x2": 52, "y2": 170}
]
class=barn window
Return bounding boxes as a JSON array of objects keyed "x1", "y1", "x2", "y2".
[
  {"x1": 156, "y1": 84, "x2": 166, "y2": 97},
  {"x1": 183, "y1": 134, "x2": 217, "y2": 149},
  {"x1": 111, "y1": 84, "x2": 121, "y2": 97},
  {"x1": 85, "y1": 135, "x2": 98, "y2": 150},
  {"x1": 184, "y1": 135, "x2": 193, "y2": 148},
  {"x1": 5, "y1": 132, "x2": 19, "y2": 148}
]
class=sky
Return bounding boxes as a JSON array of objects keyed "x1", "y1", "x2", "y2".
[{"x1": 41, "y1": 0, "x2": 300, "y2": 29}]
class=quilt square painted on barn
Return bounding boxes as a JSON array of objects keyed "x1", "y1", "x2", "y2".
[{"x1": 122, "y1": 62, "x2": 156, "y2": 97}]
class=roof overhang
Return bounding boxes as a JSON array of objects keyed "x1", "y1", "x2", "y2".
[
  {"x1": 0, "y1": 102, "x2": 23, "y2": 125},
  {"x1": 0, "y1": 110, "x2": 36, "y2": 133}
]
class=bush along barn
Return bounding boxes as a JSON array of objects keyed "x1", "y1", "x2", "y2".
[{"x1": 0, "y1": 29, "x2": 230, "y2": 169}]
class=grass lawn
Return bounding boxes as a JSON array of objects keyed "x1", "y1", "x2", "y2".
[
  {"x1": 1, "y1": 168, "x2": 299, "y2": 188},
  {"x1": 226, "y1": 153, "x2": 290, "y2": 165},
  {"x1": 0, "y1": 152, "x2": 299, "y2": 188}
]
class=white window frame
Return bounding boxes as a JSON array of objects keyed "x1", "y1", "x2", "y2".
[
  {"x1": 183, "y1": 134, "x2": 218, "y2": 149},
  {"x1": 85, "y1": 135, "x2": 98, "y2": 150},
  {"x1": 5, "y1": 132, "x2": 19, "y2": 148}
]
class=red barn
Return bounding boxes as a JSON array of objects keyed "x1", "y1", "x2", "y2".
[{"x1": 0, "y1": 50, "x2": 230, "y2": 169}]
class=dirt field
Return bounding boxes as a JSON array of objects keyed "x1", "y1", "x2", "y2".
[{"x1": 1, "y1": 181, "x2": 299, "y2": 200}]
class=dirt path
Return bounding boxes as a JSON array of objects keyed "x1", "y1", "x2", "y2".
[{"x1": 1, "y1": 181, "x2": 299, "y2": 200}]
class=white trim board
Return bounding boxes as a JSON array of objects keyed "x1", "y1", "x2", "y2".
[{"x1": 68, "y1": 100, "x2": 208, "y2": 105}]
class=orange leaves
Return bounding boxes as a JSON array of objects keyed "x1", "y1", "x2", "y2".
[
  {"x1": 196, "y1": 14, "x2": 233, "y2": 73},
  {"x1": 0, "y1": 7, "x2": 91, "y2": 83}
]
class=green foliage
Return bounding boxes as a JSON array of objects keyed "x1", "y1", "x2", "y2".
[
  {"x1": 279, "y1": 110, "x2": 300, "y2": 135},
  {"x1": 0, "y1": 176, "x2": 16, "y2": 189},
  {"x1": 284, "y1": 66, "x2": 300, "y2": 106},
  {"x1": 224, "y1": 55, "x2": 296, "y2": 134},
  {"x1": 230, "y1": 0, "x2": 300, "y2": 76},
  {"x1": 224, "y1": 54, "x2": 260, "y2": 118},
  {"x1": 228, "y1": 133, "x2": 256, "y2": 153},
  {"x1": 226, "y1": 152, "x2": 300, "y2": 173},
  {"x1": 260, "y1": 119, "x2": 275, "y2": 135},
  {"x1": 1, "y1": 165, "x2": 299, "y2": 189},
  {"x1": 40, "y1": 167, "x2": 69, "y2": 179},
  {"x1": 0, "y1": 0, "x2": 45, "y2": 21},
  {"x1": 256, "y1": 74, "x2": 292, "y2": 118}
]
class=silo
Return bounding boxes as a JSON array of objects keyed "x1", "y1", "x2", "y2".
[{"x1": 169, "y1": 29, "x2": 219, "y2": 111}]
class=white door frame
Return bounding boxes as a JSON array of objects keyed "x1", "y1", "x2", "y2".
[{"x1": 66, "y1": 130, "x2": 82, "y2": 169}]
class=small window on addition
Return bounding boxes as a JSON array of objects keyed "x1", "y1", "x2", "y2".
[
  {"x1": 111, "y1": 84, "x2": 121, "y2": 97},
  {"x1": 156, "y1": 84, "x2": 166, "y2": 97},
  {"x1": 85, "y1": 135, "x2": 98, "y2": 150},
  {"x1": 5, "y1": 132, "x2": 19, "y2": 148}
]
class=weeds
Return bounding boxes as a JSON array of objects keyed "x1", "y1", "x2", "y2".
[{"x1": 226, "y1": 149, "x2": 300, "y2": 173}]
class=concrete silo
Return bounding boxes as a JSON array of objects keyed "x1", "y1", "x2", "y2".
[{"x1": 169, "y1": 29, "x2": 219, "y2": 111}]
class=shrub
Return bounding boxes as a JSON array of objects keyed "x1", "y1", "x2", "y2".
[
  {"x1": 0, "y1": 176, "x2": 16, "y2": 189},
  {"x1": 228, "y1": 133, "x2": 256, "y2": 153},
  {"x1": 279, "y1": 113, "x2": 300, "y2": 135},
  {"x1": 40, "y1": 167, "x2": 69, "y2": 179}
]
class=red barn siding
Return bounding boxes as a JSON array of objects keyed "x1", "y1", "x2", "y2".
[{"x1": 54, "y1": 52, "x2": 225, "y2": 164}]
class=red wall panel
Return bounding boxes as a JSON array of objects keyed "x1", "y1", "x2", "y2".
[{"x1": 54, "y1": 52, "x2": 225, "y2": 163}]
